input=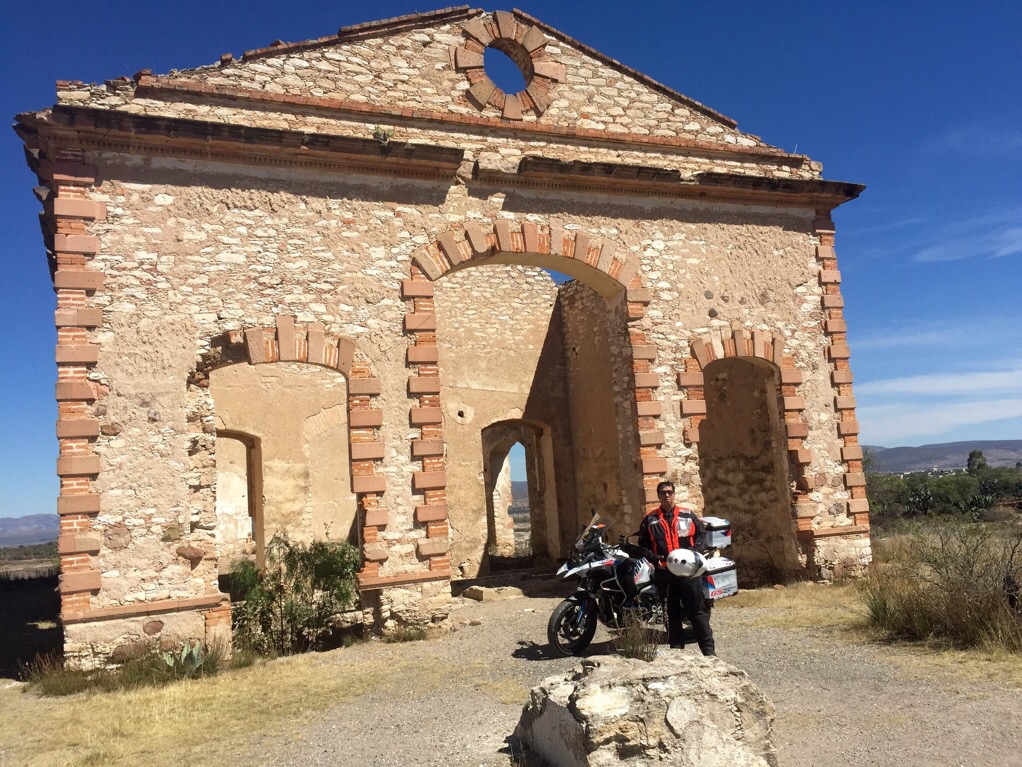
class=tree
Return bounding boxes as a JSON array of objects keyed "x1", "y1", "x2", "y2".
[{"x1": 967, "y1": 450, "x2": 988, "y2": 476}]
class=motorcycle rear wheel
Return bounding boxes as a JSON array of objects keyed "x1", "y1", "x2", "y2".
[{"x1": 547, "y1": 597, "x2": 598, "y2": 656}]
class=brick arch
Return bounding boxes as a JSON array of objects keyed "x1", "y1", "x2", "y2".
[
  {"x1": 676, "y1": 327, "x2": 813, "y2": 535},
  {"x1": 409, "y1": 219, "x2": 642, "y2": 298},
  {"x1": 190, "y1": 314, "x2": 386, "y2": 584},
  {"x1": 403, "y1": 219, "x2": 665, "y2": 540}
]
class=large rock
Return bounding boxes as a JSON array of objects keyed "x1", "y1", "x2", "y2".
[{"x1": 515, "y1": 654, "x2": 778, "y2": 767}]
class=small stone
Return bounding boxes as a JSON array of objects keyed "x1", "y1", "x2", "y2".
[
  {"x1": 462, "y1": 585, "x2": 524, "y2": 601},
  {"x1": 175, "y1": 544, "x2": 204, "y2": 563},
  {"x1": 104, "y1": 525, "x2": 131, "y2": 550},
  {"x1": 110, "y1": 641, "x2": 147, "y2": 664},
  {"x1": 143, "y1": 620, "x2": 164, "y2": 635}
]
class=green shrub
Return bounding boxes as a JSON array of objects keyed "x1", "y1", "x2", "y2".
[
  {"x1": 860, "y1": 521, "x2": 1022, "y2": 651},
  {"x1": 230, "y1": 533, "x2": 359, "y2": 656}
]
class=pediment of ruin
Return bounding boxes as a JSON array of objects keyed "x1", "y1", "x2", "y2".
[{"x1": 43, "y1": 7, "x2": 783, "y2": 160}]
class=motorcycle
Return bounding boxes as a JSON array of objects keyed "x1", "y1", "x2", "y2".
[
  {"x1": 546, "y1": 514, "x2": 663, "y2": 657},
  {"x1": 546, "y1": 513, "x2": 737, "y2": 657}
]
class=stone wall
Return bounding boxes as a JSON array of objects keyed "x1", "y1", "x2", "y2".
[
  {"x1": 559, "y1": 280, "x2": 630, "y2": 538},
  {"x1": 17, "y1": 8, "x2": 871, "y2": 662}
]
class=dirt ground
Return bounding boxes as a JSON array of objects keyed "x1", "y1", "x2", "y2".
[
  {"x1": 253, "y1": 579, "x2": 1022, "y2": 767},
  {"x1": 4, "y1": 576, "x2": 1021, "y2": 766}
]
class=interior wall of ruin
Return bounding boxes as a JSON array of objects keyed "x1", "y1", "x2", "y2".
[
  {"x1": 213, "y1": 434, "x2": 254, "y2": 573},
  {"x1": 209, "y1": 362, "x2": 355, "y2": 546},
  {"x1": 433, "y1": 264, "x2": 573, "y2": 577},
  {"x1": 557, "y1": 280, "x2": 630, "y2": 540}
]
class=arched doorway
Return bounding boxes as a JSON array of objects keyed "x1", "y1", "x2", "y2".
[
  {"x1": 213, "y1": 429, "x2": 262, "y2": 573},
  {"x1": 481, "y1": 421, "x2": 559, "y2": 572},
  {"x1": 401, "y1": 219, "x2": 669, "y2": 580},
  {"x1": 188, "y1": 318, "x2": 387, "y2": 586}
]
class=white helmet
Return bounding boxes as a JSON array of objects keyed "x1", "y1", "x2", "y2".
[{"x1": 666, "y1": 548, "x2": 707, "y2": 578}]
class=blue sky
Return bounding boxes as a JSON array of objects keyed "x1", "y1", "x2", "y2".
[{"x1": 1, "y1": 1, "x2": 1019, "y2": 517}]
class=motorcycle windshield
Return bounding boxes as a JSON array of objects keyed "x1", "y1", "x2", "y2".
[{"x1": 574, "y1": 513, "x2": 605, "y2": 550}]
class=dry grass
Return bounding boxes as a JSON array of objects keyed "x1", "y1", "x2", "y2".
[
  {"x1": 717, "y1": 583, "x2": 870, "y2": 634},
  {"x1": 1, "y1": 651, "x2": 409, "y2": 767},
  {"x1": 862, "y1": 522, "x2": 1022, "y2": 651},
  {"x1": 613, "y1": 612, "x2": 661, "y2": 661},
  {"x1": 881, "y1": 643, "x2": 1022, "y2": 689},
  {"x1": 715, "y1": 585, "x2": 1022, "y2": 692}
]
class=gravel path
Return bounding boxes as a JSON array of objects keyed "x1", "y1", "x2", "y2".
[{"x1": 249, "y1": 580, "x2": 1022, "y2": 767}]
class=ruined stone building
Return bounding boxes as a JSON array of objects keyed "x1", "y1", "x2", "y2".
[{"x1": 15, "y1": 7, "x2": 870, "y2": 662}]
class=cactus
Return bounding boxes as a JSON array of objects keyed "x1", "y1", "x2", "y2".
[{"x1": 161, "y1": 640, "x2": 205, "y2": 675}]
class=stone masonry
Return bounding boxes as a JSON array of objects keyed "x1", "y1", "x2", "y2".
[{"x1": 15, "y1": 7, "x2": 870, "y2": 663}]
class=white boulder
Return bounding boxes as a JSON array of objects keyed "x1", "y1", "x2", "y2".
[{"x1": 515, "y1": 654, "x2": 778, "y2": 766}]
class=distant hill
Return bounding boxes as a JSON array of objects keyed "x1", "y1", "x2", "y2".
[
  {"x1": 865, "y1": 440, "x2": 1022, "y2": 474},
  {"x1": 0, "y1": 514, "x2": 59, "y2": 547},
  {"x1": 511, "y1": 481, "x2": 529, "y2": 503}
]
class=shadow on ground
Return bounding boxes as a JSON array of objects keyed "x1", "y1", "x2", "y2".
[{"x1": 0, "y1": 574, "x2": 62, "y2": 678}]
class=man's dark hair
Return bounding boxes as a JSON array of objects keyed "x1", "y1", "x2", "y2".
[{"x1": 656, "y1": 480, "x2": 674, "y2": 494}]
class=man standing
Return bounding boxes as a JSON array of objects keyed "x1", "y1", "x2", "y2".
[{"x1": 637, "y1": 480, "x2": 715, "y2": 656}]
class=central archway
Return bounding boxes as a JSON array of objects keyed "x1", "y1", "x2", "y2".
[{"x1": 402, "y1": 219, "x2": 667, "y2": 578}]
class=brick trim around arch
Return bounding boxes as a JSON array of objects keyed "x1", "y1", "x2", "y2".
[
  {"x1": 192, "y1": 315, "x2": 386, "y2": 583},
  {"x1": 406, "y1": 219, "x2": 664, "y2": 528},
  {"x1": 675, "y1": 326, "x2": 832, "y2": 551},
  {"x1": 409, "y1": 219, "x2": 641, "y2": 288}
]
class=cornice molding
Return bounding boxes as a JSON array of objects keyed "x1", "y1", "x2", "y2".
[
  {"x1": 479, "y1": 157, "x2": 864, "y2": 211},
  {"x1": 19, "y1": 108, "x2": 862, "y2": 210},
  {"x1": 21, "y1": 106, "x2": 465, "y2": 183}
]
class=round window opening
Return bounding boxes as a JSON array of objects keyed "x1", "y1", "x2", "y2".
[
  {"x1": 484, "y1": 46, "x2": 527, "y2": 93},
  {"x1": 484, "y1": 38, "x2": 535, "y2": 95}
]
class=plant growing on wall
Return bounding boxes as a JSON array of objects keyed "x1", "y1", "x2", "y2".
[{"x1": 230, "y1": 533, "x2": 359, "y2": 656}]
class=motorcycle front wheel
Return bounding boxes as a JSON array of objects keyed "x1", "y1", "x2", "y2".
[{"x1": 547, "y1": 597, "x2": 598, "y2": 657}]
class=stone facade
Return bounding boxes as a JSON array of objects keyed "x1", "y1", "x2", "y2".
[{"x1": 16, "y1": 7, "x2": 870, "y2": 663}]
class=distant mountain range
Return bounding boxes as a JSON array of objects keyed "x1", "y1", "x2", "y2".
[
  {"x1": 0, "y1": 514, "x2": 59, "y2": 547},
  {"x1": 865, "y1": 440, "x2": 1022, "y2": 474},
  {"x1": 512, "y1": 480, "x2": 529, "y2": 502}
]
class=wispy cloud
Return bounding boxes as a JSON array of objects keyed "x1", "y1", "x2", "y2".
[
  {"x1": 843, "y1": 216, "x2": 929, "y2": 237},
  {"x1": 924, "y1": 125, "x2": 1022, "y2": 160},
  {"x1": 914, "y1": 218, "x2": 1022, "y2": 262},
  {"x1": 852, "y1": 316, "x2": 1021, "y2": 352},
  {"x1": 856, "y1": 367, "x2": 1022, "y2": 397},
  {"x1": 857, "y1": 398, "x2": 1022, "y2": 445}
]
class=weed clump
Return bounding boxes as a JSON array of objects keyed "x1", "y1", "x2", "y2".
[
  {"x1": 22, "y1": 640, "x2": 229, "y2": 697},
  {"x1": 383, "y1": 625, "x2": 428, "y2": 643},
  {"x1": 613, "y1": 611, "x2": 660, "y2": 661},
  {"x1": 860, "y1": 520, "x2": 1022, "y2": 651}
]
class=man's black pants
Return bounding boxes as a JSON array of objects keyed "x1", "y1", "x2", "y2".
[{"x1": 657, "y1": 571, "x2": 715, "y2": 656}]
